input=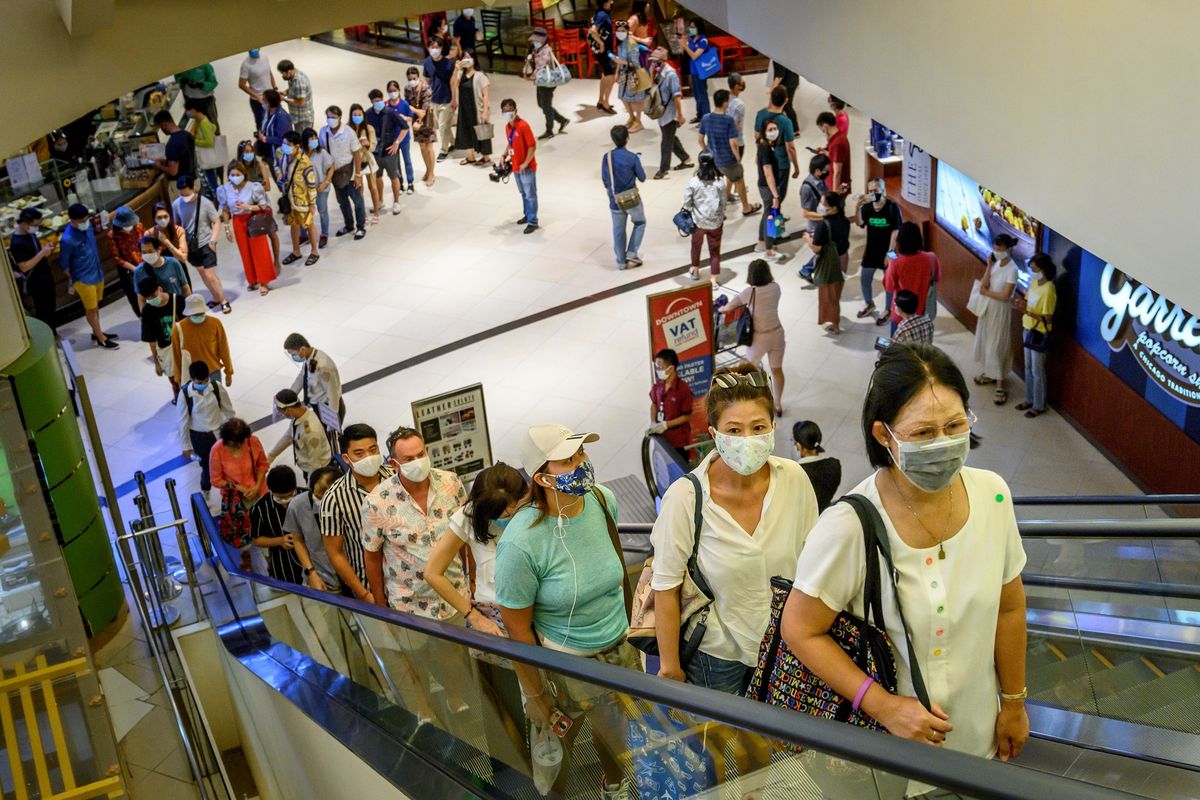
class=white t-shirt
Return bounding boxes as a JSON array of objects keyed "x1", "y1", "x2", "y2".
[
  {"x1": 239, "y1": 55, "x2": 274, "y2": 94},
  {"x1": 793, "y1": 467, "x2": 1026, "y2": 761},
  {"x1": 448, "y1": 505, "x2": 500, "y2": 605},
  {"x1": 651, "y1": 451, "x2": 819, "y2": 665}
]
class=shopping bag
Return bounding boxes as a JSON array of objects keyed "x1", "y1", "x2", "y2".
[
  {"x1": 625, "y1": 701, "x2": 719, "y2": 799},
  {"x1": 196, "y1": 135, "x2": 228, "y2": 170},
  {"x1": 692, "y1": 47, "x2": 721, "y2": 80},
  {"x1": 967, "y1": 279, "x2": 987, "y2": 315}
]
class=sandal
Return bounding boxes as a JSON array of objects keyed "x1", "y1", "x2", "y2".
[
  {"x1": 993, "y1": 387, "x2": 1008, "y2": 405},
  {"x1": 282, "y1": 253, "x2": 302, "y2": 266},
  {"x1": 974, "y1": 375, "x2": 995, "y2": 386},
  {"x1": 459, "y1": 158, "x2": 479, "y2": 166},
  {"x1": 856, "y1": 304, "x2": 877, "y2": 319},
  {"x1": 652, "y1": 171, "x2": 668, "y2": 180},
  {"x1": 220, "y1": 302, "x2": 232, "y2": 314},
  {"x1": 775, "y1": 406, "x2": 784, "y2": 417},
  {"x1": 259, "y1": 285, "x2": 271, "y2": 296},
  {"x1": 743, "y1": 202, "x2": 763, "y2": 215},
  {"x1": 673, "y1": 161, "x2": 695, "y2": 171},
  {"x1": 1024, "y1": 409, "x2": 1044, "y2": 418},
  {"x1": 305, "y1": 253, "x2": 320, "y2": 266},
  {"x1": 1015, "y1": 402, "x2": 1032, "y2": 411}
]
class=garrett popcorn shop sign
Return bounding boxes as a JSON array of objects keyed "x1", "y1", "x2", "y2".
[{"x1": 1100, "y1": 263, "x2": 1200, "y2": 406}]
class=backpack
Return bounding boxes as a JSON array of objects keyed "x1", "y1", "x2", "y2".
[
  {"x1": 645, "y1": 74, "x2": 667, "y2": 120},
  {"x1": 183, "y1": 380, "x2": 224, "y2": 418}
]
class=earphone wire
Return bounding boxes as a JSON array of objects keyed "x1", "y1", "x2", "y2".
[{"x1": 551, "y1": 493, "x2": 580, "y2": 651}]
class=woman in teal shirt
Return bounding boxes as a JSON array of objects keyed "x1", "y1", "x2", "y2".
[{"x1": 495, "y1": 423, "x2": 638, "y2": 797}]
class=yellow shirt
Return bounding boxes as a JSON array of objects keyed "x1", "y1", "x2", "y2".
[{"x1": 1022, "y1": 279, "x2": 1056, "y2": 333}]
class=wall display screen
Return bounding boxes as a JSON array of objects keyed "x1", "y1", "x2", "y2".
[
  {"x1": 1045, "y1": 229, "x2": 1200, "y2": 441},
  {"x1": 411, "y1": 383, "x2": 493, "y2": 485},
  {"x1": 935, "y1": 160, "x2": 1039, "y2": 268}
]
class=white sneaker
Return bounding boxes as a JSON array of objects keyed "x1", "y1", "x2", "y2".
[
  {"x1": 764, "y1": 250, "x2": 784, "y2": 262},
  {"x1": 391, "y1": 202, "x2": 401, "y2": 215},
  {"x1": 753, "y1": 245, "x2": 767, "y2": 254},
  {"x1": 600, "y1": 780, "x2": 629, "y2": 800}
]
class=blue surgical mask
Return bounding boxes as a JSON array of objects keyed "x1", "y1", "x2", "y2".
[
  {"x1": 351, "y1": 113, "x2": 364, "y2": 124},
  {"x1": 280, "y1": 143, "x2": 295, "y2": 155},
  {"x1": 494, "y1": 517, "x2": 512, "y2": 530},
  {"x1": 290, "y1": 353, "x2": 305, "y2": 363},
  {"x1": 241, "y1": 152, "x2": 254, "y2": 162},
  {"x1": 372, "y1": 101, "x2": 385, "y2": 112},
  {"x1": 189, "y1": 314, "x2": 206, "y2": 324},
  {"x1": 192, "y1": 381, "x2": 208, "y2": 393},
  {"x1": 249, "y1": 49, "x2": 260, "y2": 58},
  {"x1": 327, "y1": 117, "x2": 340, "y2": 129},
  {"x1": 546, "y1": 461, "x2": 595, "y2": 497},
  {"x1": 307, "y1": 139, "x2": 318, "y2": 150},
  {"x1": 688, "y1": 27, "x2": 697, "y2": 36}
]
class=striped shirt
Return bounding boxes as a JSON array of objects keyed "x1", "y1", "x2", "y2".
[
  {"x1": 250, "y1": 494, "x2": 305, "y2": 585},
  {"x1": 319, "y1": 465, "x2": 394, "y2": 588}
]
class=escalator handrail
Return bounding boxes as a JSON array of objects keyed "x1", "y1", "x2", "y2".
[
  {"x1": 1014, "y1": 493, "x2": 1200, "y2": 506},
  {"x1": 192, "y1": 494, "x2": 1139, "y2": 800},
  {"x1": 1021, "y1": 572, "x2": 1200, "y2": 600},
  {"x1": 618, "y1": 518, "x2": 1200, "y2": 539}
]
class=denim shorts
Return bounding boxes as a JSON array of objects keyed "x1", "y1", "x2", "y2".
[{"x1": 685, "y1": 650, "x2": 750, "y2": 695}]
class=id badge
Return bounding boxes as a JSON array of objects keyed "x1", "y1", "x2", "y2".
[{"x1": 548, "y1": 708, "x2": 574, "y2": 738}]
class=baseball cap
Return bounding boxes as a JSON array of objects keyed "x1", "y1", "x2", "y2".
[
  {"x1": 183, "y1": 294, "x2": 208, "y2": 316},
  {"x1": 519, "y1": 423, "x2": 599, "y2": 476}
]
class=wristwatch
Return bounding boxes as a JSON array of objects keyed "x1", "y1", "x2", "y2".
[{"x1": 302, "y1": 567, "x2": 312, "y2": 577}]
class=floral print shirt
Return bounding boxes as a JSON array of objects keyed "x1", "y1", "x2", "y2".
[{"x1": 360, "y1": 468, "x2": 468, "y2": 618}]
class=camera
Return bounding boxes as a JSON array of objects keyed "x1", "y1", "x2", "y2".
[{"x1": 488, "y1": 159, "x2": 513, "y2": 184}]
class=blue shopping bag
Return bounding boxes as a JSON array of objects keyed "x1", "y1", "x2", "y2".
[
  {"x1": 692, "y1": 47, "x2": 722, "y2": 80},
  {"x1": 626, "y1": 702, "x2": 719, "y2": 800}
]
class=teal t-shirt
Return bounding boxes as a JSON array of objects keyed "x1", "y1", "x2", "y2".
[
  {"x1": 754, "y1": 108, "x2": 795, "y2": 171},
  {"x1": 494, "y1": 486, "x2": 626, "y2": 652}
]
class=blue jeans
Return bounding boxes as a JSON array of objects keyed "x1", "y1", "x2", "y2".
[
  {"x1": 514, "y1": 169, "x2": 538, "y2": 225},
  {"x1": 860, "y1": 266, "x2": 880, "y2": 307},
  {"x1": 316, "y1": 188, "x2": 331, "y2": 237},
  {"x1": 610, "y1": 203, "x2": 646, "y2": 267},
  {"x1": 333, "y1": 180, "x2": 366, "y2": 232},
  {"x1": 926, "y1": 283, "x2": 938, "y2": 321},
  {"x1": 1025, "y1": 347, "x2": 1047, "y2": 411},
  {"x1": 692, "y1": 74, "x2": 710, "y2": 119},
  {"x1": 399, "y1": 135, "x2": 414, "y2": 185},
  {"x1": 684, "y1": 650, "x2": 749, "y2": 695}
]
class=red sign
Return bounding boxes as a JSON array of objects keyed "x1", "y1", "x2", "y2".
[{"x1": 647, "y1": 286, "x2": 714, "y2": 397}]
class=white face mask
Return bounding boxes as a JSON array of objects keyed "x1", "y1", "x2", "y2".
[
  {"x1": 430, "y1": 49, "x2": 442, "y2": 59},
  {"x1": 461, "y1": 57, "x2": 474, "y2": 69},
  {"x1": 503, "y1": 111, "x2": 515, "y2": 123},
  {"x1": 350, "y1": 453, "x2": 383, "y2": 477},
  {"x1": 181, "y1": 192, "x2": 197, "y2": 203},
  {"x1": 616, "y1": 31, "x2": 628, "y2": 41},
  {"x1": 765, "y1": 129, "x2": 779, "y2": 142},
  {"x1": 993, "y1": 249, "x2": 1009, "y2": 262},
  {"x1": 464, "y1": 8, "x2": 474, "y2": 17},
  {"x1": 388, "y1": 91, "x2": 400, "y2": 100},
  {"x1": 407, "y1": 79, "x2": 418, "y2": 88},
  {"x1": 712, "y1": 429, "x2": 775, "y2": 476},
  {"x1": 327, "y1": 116, "x2": 340, "y2": 129},
  {"x1": 143, "y1": 251, "x2": 161, "y2": 266},
  {"x1": 398, "y1": 455, "x2": 432, "y2": 482},
  {"x1": 654, "y1": 367, "x2": 668, "y2": 380},
  {"x1": 155, "y1": 218, "x2": 170, "y2": 229},
  {"x1": 74, "y1": 221, "x2": 90, "y2": 231},
  {"x1": 229, "y1": 174, "x2": 245, "y2": 186}
]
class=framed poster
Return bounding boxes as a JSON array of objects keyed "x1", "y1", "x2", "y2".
[
  {"x1": 411, "y1": 383, "x2": 493, "y2": 485},
  {"x1": 901, "y1": 141, "x2": 932, "y2": 208},
  {"x1": 647, "y1": 285, "x2": 715, "y2": 397}
]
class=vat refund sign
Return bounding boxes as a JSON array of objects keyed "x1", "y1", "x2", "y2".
[
  {"x1": 1099, "y1": 262, "x2": 1200, "y2": 406},
  {"x1": 647, "y1": 286, "x2": 714, "y2": 397}
]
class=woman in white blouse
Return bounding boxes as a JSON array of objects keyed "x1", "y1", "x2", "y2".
[
  {"x1": 973, "y1": 233, "x2": 1020, "y2": 405},
  {"x1": 783, "y1": 343, "x2": 1029, "y2": 773},
  {"x1": 652, "y1": 364, "x2": 818, "y2": 693}
]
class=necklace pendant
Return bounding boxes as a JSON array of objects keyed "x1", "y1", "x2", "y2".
[{"x1": 938, "y1": 544, "x2": 946, "y2": 560}]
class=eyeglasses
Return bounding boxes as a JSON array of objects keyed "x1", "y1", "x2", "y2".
[
  {"x1": 889, "y1": 410, "x2": 977, "y2": 443},
  {"x1": 711, "y1": 371, "x2": 769, "y2": 390}
]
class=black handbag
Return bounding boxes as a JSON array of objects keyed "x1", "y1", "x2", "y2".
[
  {"x1": 185, "y1": 195, "x2": 217, "y2": 268},
  {"x1": 746, "y1": 494, "x2": 931, "y2": 731},
  {"x1": 1023, "y1": 328, "x2": 1051, "y2": 353},
  {"x1": 735, "y1": 288, "x2": 755, "y2": 347}
]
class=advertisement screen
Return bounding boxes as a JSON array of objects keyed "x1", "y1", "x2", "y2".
[{"x1": 935, "y1": 160, "x2": 1039, "y2": 268}]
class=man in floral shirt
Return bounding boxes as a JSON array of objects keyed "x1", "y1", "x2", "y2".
[{"x1": 361, "y1": 426, "x2": 468, "y2": 619}]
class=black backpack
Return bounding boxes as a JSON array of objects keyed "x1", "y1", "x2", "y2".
[{"x1": 183, "y1": 380, "x2": 224, "y2": 418}]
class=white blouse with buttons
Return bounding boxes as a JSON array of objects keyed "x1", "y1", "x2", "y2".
[{"x1": 793, "y1": 466, "x2": 1026, "y2": 760}]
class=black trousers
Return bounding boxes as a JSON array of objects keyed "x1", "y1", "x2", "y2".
[
  {"x1": 658, "y1": 120, "x2": 690, "y2": 174},
  {"x1": 190, "y1": 430, "x2": 217, "y2": 491},
  {"x1": 250, "y1": 98, "x2": 265, "y2": 131},
  {"x1": 536, "y1": 87, "x2": 568, "y2": 134},
  {"x1": 24, "y1": 272, "x2": 57, "y2": 332},
  {"x1": 333, "y1": 180, "x2": 366, "y2": 233},
  {"x1": 115, "y1": 266, "x2": 141, "y2": 317}
]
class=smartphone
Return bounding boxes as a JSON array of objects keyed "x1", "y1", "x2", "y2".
[
  {"x1": 548, "y1": 708, "x2": 574, "y2": 738},
  {"x1": 805, "y1": 146, "x2": 818, "y2": 153},
  {"x1": 874, "y1": 336, "x2": 892, "y2": 352}
]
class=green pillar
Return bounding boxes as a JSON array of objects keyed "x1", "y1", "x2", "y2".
[{"x1": 1, "y1": 318, "x2": 124, "y2": 635}]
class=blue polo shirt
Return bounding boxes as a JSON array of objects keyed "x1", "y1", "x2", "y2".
[
  {"x1": 423, "y1": 56, "x2": 455, "y2": 104},
  {"x1": 57, "y1": 225, "x2": 104, "y2": 285},
  {"x1": 365, "y1": 106, "x2": 409, "y2": 152},
  {"x1": 699, "y1": 112, "x2": 738, "y2": 166},
  {"x1": 600, "y1": 147, "x2": 645, "y2": 211}
]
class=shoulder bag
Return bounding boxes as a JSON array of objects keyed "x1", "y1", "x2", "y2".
[
  {"x1": 185, "y1": 196, "x2": 217, "y2": 268},
  {"x1": 534, "y1": 48, "x2": 572, "y2": 88},
  {"x1": 592, "y1": 487, "x2": 633, "y2": 621},
  {"x1": 735, "y1": 288, "x2": 755, "y2": 348},
  {"x1": 277, "y1": 160, "x2": 294, "y2": 216},
  {"x1": 691, "y1": 45, "x2": 721, "y2": 80},
  {"x1": 246, "y1": 206, "x2": 277, "y2": 237},
  {"x1": 196, "y1": 134, "x2": 228, "y2": 170},
  {"x1": 745, "y1": 493, "x2": 931, "y2": 734},
  {"x1": 627, "y1": 474, "x2": 713, "y2": 661},
  {"x1": 672, "y1": 207, "x2": 695, "y2": 237},
  {"x1": 607, "y1": 151, "x2": 641, "y2": 211}
]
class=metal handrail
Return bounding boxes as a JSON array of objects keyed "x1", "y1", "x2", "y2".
[
  {"x1": 1022, "y1": 573, "x2": 1200, "y2": 600},
  {"x1": 614, "y1": 519, "x2": 1200, "y2": 539},
  {"x1": 1015, "y1": 494, "x2": 1200, "y2": 506},
  {"x1": 191, "y1": 493, "x2": 1138, "y2": 800}
]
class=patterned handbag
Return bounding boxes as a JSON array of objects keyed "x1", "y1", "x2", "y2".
[
  {"x1": 745, "y1": 494, "x2": 930, "y2": 734},
  {"x1": 217, "y1": 486, "x2": 253, "y2": 550}
]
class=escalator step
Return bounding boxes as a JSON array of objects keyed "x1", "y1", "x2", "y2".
[{"x1": 1133, "y1": 694, "x2": 1200, "y2": 735}]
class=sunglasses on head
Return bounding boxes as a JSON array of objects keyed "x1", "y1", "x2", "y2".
[{"x1": 711, "y1": 371, "x2": 769, "y2": 390}]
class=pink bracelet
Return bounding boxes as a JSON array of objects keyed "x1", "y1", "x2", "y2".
[{"x1": 852, "y1": 676, "x2": 874, "y2": 712}]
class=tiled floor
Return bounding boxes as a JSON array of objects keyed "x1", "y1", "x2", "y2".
[{"x1": 79, "y1": 36, "x2": 1148, "y2": 799}]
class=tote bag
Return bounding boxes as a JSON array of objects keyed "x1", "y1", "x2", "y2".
[
  {"x1": 692, "y1": 47, "x2": 721, "y2": 80},
  {"x1": 196, "y1": 135, "x2": 229, "y2": 170},
  {"x1": 967, "y1": 278, "x2": 988, "y2": 315}
]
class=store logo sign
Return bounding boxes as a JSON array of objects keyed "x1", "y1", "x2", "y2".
[
  {"x1": 656, "y1": 299, "x2": 708, "y2": 353},
  {"x1": 1099, "y1": 262, "x2": 1200, "y2": 405}
]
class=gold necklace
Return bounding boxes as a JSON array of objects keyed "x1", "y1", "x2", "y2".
[{"x1": 889, "y1": 471, "x2": 954, "y2": 559}]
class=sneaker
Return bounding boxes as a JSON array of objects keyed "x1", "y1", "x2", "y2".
[
  {"x1": 600, "y1": 780, "x2": 629, "y2": 800},
  {"x1": 523, "y1": 224, "x2": 539, "y2": 234},
  {"x1": 558, "y1": 119, "x2": 569, "y2": 133},
  {"x1": 96, "y1": 337, "x2": 119, "y2": 350},
  {"x1": 437, "y1": 152, "x2": 449, "y2": 162},
  {"x1": 335, "y1": 227, "x2": 353, "y2": 237},
  {"x1": 764, "y1": 250, "x2": 783, "y2": 262},
  {"x1": 354, "y1": 229, "x2": 366, "y2": 240},
  {"x1": 406, "y1": 185, "x2": 415, "y2": 195},
  {"x1": 392, "y1": 202, "x2": 401, "y2": 215},
  {"x1": 319, "y1": 235, "x2": 328, "y2": 248},
  {"x1": 753, "y1": 245, "x2": 767, "y2": 254},
  {"x1": 516, "y1": 216, "x2": 528, "y2": 225},
  {"x1": 538, "y1": 131, "x2": 555, "y2": 140}
]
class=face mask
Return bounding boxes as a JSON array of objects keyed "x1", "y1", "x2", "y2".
[
  {"x1": 241, "y1": 152, "x2": 255, "y2": 162},
  {"x1": 388, "y1": 91, "x2": 400, "y2": 100},
  {"x1": 290, "y1": 353, "x2": 305, "y2": 363},
  {"x1": 503, "y1": 111, "x2": 515, "y2": 123},
  {"x1": 713, "y1": 429, "x2": 775, "y2": 476},
  {"x1": 407, "y1": 79, "x2": 418, "y2": 88},
  {"x1": 351, "y1": 113, "x2": 364, "y2": 125},
  {"x1": 119, "y1": 224, "x2": 133, "y2": 232},
  {"x1": 189, "y1": 314, "x2": 206, "y2": 324},
  {"x1": 464, "y1": 8, "x2": 474, "y2": 17},
  {"x1": 461, "y1": 58, "x2": 474, "y2": 69},
  {"x1": 766, "y1": 129, "x2": 779, "y2": 142},
  {"x1": 327, "y1": 117, "x2": 340, "y2": 129},
  {"x1": 616, "y1": 31, "x2": 628, "y2": 41},
  {"x1": 350, "y1": 453, "x2": 384, "y2": 477},
  {"x1": 371, "y1": 101, "x2": 385, "y2": 112},
  {"x1": 532, "y1": 36, "x2": 546, "y2": 46},
  {"x1": 74, "y1": 221, "x2": 90, "y2": 231},
  {"x1": 143, "y1": 251, "x2": 161, "y2": 266},
  {"x1": 182, "y1": 192, "x2": 197, "y2": 203},
  {"x1": 430, "y1": 49, "x2": 442, "y2": 59},
  {"x1": 192, "y1": 381, "x2": 208, "y2": 393},
  {"x1": 272, "y1": 493, "x2": 294, "y2": 506},
  {"x1": 688, "y1": 27, "x2": 697, "y2": 36},
  {"x1": 146, "y1": 294, "x2": 167, "y2": 307},
  {"x1": 872, "y1": 188, "x2": 884, "y2": 201},
  {"x1": 993, "y1": 249, "x2": 1008, "y2": 262},
  {"x1": 398, "y1": 455, "x2": 432, "y2": 482},
  {"x1": 229, "y1": 174, "x2": 245, "y2": 185},
  {"x1": 155, "y1": 218, "x2": 170, "y2": 228},
  {"x1": 307, "y1": 139, "x2": 319, "y2": 151},
  {"x1": 655, "y1": 367, "x2": 668, "y2": 380},
  {"x1": 249, "y1": 49, "x2": 260, "y2": 58},
  {"x1": 887, "y1": 429, "x2": 970, "y2": 492},
  {"x1": 281, "y1": 143, "x2": 295, "y2": 155},
  {"x1": 545, "y1": 460, "x2": 596, "y2": 496},
  {"x1": 816, "y1": 202, "x2": 828, "y2": 215}
]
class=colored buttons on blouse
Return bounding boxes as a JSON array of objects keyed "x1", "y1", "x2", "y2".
[
  {"x1": 936, "y1": 628, "x2": 944, "y2": 637},
  {"x1": 931, "y1": 581, "x2": 938, "y2": 588},
  {"x1": 933, "y1": 648, "x2": 943, "y2": 656},
  {"x1": 925, "y1": 557, "x2": 934, "y2": 566},
  {"x1": 937, "y1": 605, "x2": 944, "y2": 614}
]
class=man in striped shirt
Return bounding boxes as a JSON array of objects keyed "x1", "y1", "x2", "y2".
[{"x1": 320, "y1": 423, "x2": 393, "y2": 602}]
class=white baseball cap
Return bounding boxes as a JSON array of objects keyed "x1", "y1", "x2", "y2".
[
  {"x1": 183, "y1": 294, "x2": 208, "y2": 317},
  {"x1": 519, "y1": 423, "x2": 599, "y2": 476}
]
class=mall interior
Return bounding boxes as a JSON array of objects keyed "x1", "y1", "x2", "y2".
[{"x1": 1, "y1": 0, "x2": 1199, "y2": 798}]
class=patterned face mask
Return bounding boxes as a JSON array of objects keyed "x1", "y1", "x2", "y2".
[
  {"x1": 712, "y1": 429, "x2": 775, "y2": 476},
  {"x1": 546, "y1": 460, "x2": 595, "y2": 496}
]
